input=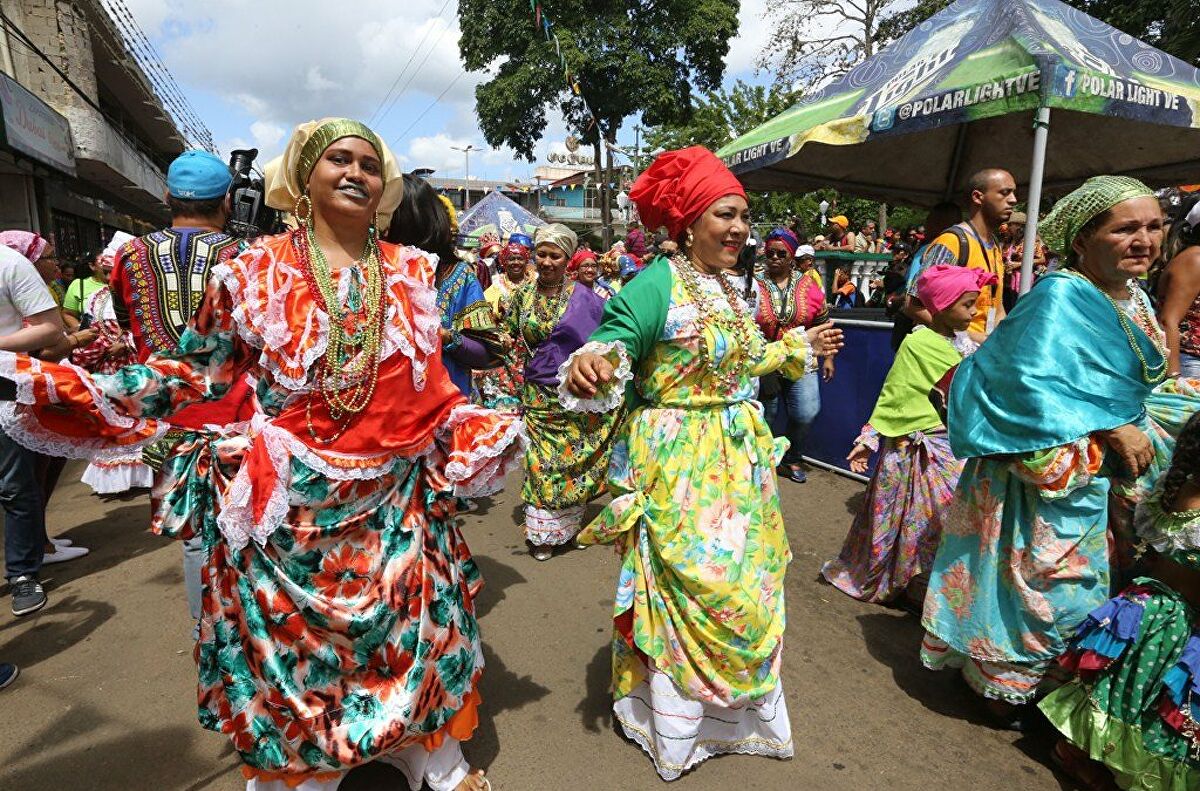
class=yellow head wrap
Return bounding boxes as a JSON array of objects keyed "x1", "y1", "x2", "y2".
[{"x1": 264, "y1": 118, "x2": 404, "y2": 230}]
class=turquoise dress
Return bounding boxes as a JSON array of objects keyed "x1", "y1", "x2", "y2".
[{"x1": 921, "y1": 272, "x2": 1174, "y2": 703}]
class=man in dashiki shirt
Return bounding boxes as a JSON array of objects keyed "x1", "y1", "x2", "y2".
[{"x1": 109, "y1": 150, "x2": 256, "y2": 633}]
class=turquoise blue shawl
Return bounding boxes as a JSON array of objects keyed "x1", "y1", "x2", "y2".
[{"x1": 948, "y1": 272, "x2": 1163, "y2": 458}]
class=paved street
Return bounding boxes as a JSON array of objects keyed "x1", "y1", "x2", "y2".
[{"x1": 0, "y1": 462, "x2": 1067, "y2": 790}]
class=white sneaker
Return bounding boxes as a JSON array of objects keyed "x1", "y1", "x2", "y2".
[
  {"x1": 50, "y1": 537, "x2": 72, "y2": 548},
  {"x1": 42, "y1": 545, "x2": 89, "y2": 564}
]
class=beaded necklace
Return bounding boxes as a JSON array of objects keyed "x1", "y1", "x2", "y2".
[
  {"x1": 1064, "y1": 270, "x2": 1167, "y2": 385},
  {"x1": 673, "y1": 254, "x2": 766, "y2": 392},
  {"x1": 761, "y1": 272, "x2": 801, "y2": 338},
  {"x1": 294, "y1": 226, "x2": 388, "y2": 443},
  {"x1": 532, "y1": 280, "x2": 569, "y2": 327}
]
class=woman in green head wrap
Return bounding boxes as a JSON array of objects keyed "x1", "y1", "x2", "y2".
[
  {"x1": 921, "y1": 175, "x2": 1194, "y2": 726},
  {"x1": 0, "y1": 117, "x2": 513, "y2": 790}
]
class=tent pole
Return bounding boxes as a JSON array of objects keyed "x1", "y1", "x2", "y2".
[{"x1": 1020, "y1": 106, "x2": 1051, "y2": 295}]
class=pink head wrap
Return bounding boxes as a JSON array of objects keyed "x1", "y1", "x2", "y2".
[
  {"x1": 0, "y1": 230, "x2": 48, "y2": 264},
  {"x1": 916, "y1": 264, "x2": 997, "y2": 314}
]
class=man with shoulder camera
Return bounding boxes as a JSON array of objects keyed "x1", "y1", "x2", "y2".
[{"x1": 109, "y1": 150, "x2": 257, "y2": 635}]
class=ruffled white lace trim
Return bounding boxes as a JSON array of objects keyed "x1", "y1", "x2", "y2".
[
  {"x1": 0, "y1": 353, "x2": 169, "y2": 461},
  {"x1": 556, "y1": 340, "x2": 632, "y2": 413},
  {"x1": 217, "y1": 421, "x2": 294, "y2": 552},
  {"x1": 525, "y1": 504, "x2": 585, "y2": 545},
  {"x1": 81, "y1": 458, "x2": 154, "y2": 494},
  {"x1": 213, "y1": 243, "x2": 442, "y2": 394},
  {"x1": 439, "y1": 404, "x2": 528, "y2": 498},
  {"x1": 1135, "y1": 483, "x2": 1200, "y2": 555}
]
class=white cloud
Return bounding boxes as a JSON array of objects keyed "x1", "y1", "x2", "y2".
[{"x1": 725, "y1": 0, "x2": 773, "y2": 76}]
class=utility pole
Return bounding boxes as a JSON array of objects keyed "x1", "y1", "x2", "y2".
[
  {"x1": 633, "y1": 124, "x2": 642, "y2": 173},
  {"x1": 450, "y1": 144, "x2": 480, "y2": 209}
]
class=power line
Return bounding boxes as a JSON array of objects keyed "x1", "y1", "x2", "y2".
[
  {"x1": 100, "y1": 0, "x2": 215, "y2": 152},
  {"x1": 391, "y1": 70, "x2": 467, "y2": 146},
  {"x1": 0, "y1": 12, "x2": 168, "y2": 169},
  {"x1": 375, "y1": 19, "x2": 457, "y2": 127},
  {"x1": 367, "y1": 0, "x2": 454, "y2": 127}
]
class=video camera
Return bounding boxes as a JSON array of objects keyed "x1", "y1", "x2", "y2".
[{"x1": 225, "y1": 148, "x2": 282, "y2": 240}]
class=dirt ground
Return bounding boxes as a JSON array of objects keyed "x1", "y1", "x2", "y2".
[{"x1": 0, "y1": 461, "x2": 1070, "y2": 790}]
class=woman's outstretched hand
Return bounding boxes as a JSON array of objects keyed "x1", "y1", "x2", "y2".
[
  {"x1": 806, "y1": 321, "x2": 845, "y2": 357},
  {"x1": 566, "y1": 352, "x2": 614, "y2": 398}
]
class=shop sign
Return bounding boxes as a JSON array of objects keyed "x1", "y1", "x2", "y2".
[{"x1": 0, "y1": 71, "x2": 75, "y2": 175}]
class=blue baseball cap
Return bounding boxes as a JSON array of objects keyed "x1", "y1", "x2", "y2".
[{"x1": 167, "y1": 150, "x2": 232, "y2": 200}]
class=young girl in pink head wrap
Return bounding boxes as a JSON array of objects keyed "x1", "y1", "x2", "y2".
[{"x1": 821, "y1": 263, "x2": 994, "y2": 606}]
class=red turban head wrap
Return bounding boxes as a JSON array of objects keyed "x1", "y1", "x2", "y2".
[
  {"x1": 629, "y1": 146, "x2": 747, "y2": 239},
  {"x1": 568, "y1": 248, "x2": 597, "y2": 272}
]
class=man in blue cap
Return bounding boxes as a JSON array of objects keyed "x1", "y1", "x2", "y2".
[{"x1": 109, "y1": 149, "x2": 257, "y2": 638}]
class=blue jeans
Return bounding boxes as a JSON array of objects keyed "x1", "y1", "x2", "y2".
[
  {"x1": 1181, "y1": 352, "x2": 1200, "y2": 379},
  {"x1": 761, "y1": 370, "x2": 821, "y2": 467},
  {"x1": 0, "y1": 428, "x2": 46, "y2": 580}
]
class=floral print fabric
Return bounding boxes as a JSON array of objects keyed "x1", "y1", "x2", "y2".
[
  {"x1": 822, "y1": 427, "x2": 963, "y2": 603},
  {"x1": 0, "y1": 233, "x2": 524, "y2": 781},
  {"x1": 570, "y1": 259, "x2": 812, "y2": 706}
]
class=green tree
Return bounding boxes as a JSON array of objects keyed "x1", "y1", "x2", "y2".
[
  {"x1": 642, "y1": 80, "x2": 800, "y2": 152},
  {"x1": 459, "y1": 0, "x2": 737, "y2": 245}
]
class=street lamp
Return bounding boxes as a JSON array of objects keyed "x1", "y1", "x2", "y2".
[
  {"x1": 450, "y1": 144, "x2": 481, "y2": 208},
  {"x1": 818, "y1": 199, "x2": 830, "y2": 227}
]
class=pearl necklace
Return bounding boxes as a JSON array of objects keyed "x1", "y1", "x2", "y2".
[{"x1": 674, "y1": 254, "x2": 765, "y2": 392}]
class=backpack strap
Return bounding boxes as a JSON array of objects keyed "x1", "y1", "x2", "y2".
[{"x1": 947, "y1": 225, "x2": 972, "y2": 268}]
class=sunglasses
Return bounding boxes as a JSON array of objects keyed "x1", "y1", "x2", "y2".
[{"x1": 762, "y1": 249, "x2": 792, "y2": 259}]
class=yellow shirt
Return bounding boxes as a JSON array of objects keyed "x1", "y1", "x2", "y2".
[{"x1": 921, "y1": 224, "x2": 1005, "y2": 335}]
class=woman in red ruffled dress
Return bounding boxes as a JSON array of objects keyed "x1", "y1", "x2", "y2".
[{"x1": 0, "y1": 119, "x2": 517, "y2": 791}]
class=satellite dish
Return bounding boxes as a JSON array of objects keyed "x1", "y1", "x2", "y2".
[{"x1": 565, "y1": 135, "x2": 580, "y2": 153}]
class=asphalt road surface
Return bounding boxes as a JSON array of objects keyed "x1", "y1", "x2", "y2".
[{"x1": 0, "y1": 462, "x2": 1068, "y2": 790}]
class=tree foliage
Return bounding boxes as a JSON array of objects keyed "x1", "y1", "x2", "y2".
[
  {"x1": 458, "y1": 0, "x2": 739, "y2": 159},
  {"x1": 758, "y1": 0, "x2": 894, "y2": 91},
  {"x1": 642, "y1": 81, "x2": 800, "y2": 152}
]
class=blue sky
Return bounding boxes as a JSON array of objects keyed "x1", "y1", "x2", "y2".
[{"x1": 122, "y1": 0, "x2": 777, "y2": 182}]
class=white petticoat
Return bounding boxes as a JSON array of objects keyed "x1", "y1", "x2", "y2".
[
  {"x1": 524, "y1": 504, "x2": 585, "y2": 546},
  {"x1": 80, "y1": 455, "x2": 153, "y2": 495},
  {"x1": 614, "y1": 668, "x2": 793, "y2": 781}
]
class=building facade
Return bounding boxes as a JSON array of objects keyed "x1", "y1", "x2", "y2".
[{"x1": 0, "y1": 0, "x2": 187, "y2": 264}]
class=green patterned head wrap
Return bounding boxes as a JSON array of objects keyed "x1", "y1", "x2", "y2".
[
  {"x1": 1038, "y1": 175, "x2": 1154, "y2": 256},
  {"x1": 296, "y1": 119, "x2": 386, "y2": 187}
]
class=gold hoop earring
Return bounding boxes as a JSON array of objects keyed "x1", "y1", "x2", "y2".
[
  {"x1": 685, "y1": 230, "x2": 694, "y2": 248},
  {"x1": 294, "y1": 193, "x2": 312, "y2": 226}
]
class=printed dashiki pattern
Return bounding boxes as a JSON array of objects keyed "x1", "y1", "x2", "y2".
[
  {"x1": 0, "y1": 232, "x2": 525, "y2": 784},
  {"x1": 558, "y1": 256, "x2": 814, "y2": 780},
  {"x1": 436, "y1": 260, "x2": 497, "y2": 396},
  {"x1": 504, "y1": 280, "x2": 617, "y2": 546},
  {"x1": 110, "y1": 227, "x2": 241, "y2": 360}
]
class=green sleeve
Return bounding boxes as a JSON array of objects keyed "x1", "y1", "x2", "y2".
[{"x1": 589, "y1": 257, "x2": 672, "y2": 365}]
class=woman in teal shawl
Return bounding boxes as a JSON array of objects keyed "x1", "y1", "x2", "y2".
[{"x1": 921, "y1": 176, "x2": 1173, "y2": 721}]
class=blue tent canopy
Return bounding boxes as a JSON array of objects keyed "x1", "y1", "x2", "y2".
[{"x1": 456, "y1": 189, "x2": 545, "y2": 247}]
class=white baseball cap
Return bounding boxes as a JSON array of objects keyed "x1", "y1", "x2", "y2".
[{"x1": 795, "y1": 244, "x2": 816, "y2": 258}]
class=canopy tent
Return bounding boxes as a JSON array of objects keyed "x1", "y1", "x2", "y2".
[
  {"x1": 717, "y1": 0, "x2": 1200, "y2": 291},
  {"x1": 456, "y1": 189, "x2": 545, "y2": 247}
]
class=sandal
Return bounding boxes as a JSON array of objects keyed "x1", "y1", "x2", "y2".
[{"x1": 530, "y1": 545, "x2": 552, "y2": 562}]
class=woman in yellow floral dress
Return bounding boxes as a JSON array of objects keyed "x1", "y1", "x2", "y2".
[{"x1": 562, "y1": 147, "x2": 843, "y2": 780}]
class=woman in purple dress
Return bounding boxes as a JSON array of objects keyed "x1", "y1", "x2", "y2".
[{"x1": 504, "y1": 223, "x2": 621, "y2": 559}]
